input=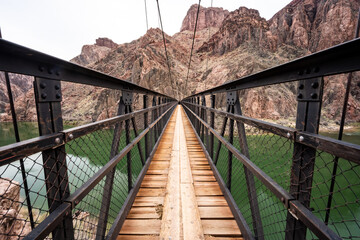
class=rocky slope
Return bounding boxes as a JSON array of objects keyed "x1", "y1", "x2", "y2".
[{"x1": 1, "y1": 0, "x2": 359, "y2": 123}]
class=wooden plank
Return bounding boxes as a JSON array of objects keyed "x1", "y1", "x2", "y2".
[
  {"x1": 199, "y1": 207, "x2": 234, "y2": 219},
  {"x1": 137, "y1": 188, "x2": 165, "y2": 197},
  {"x1": 194, "y1": 182, "x2": 219, "y2": 186},
  {"x1": 143, "y1": 175, "x2": 168, "y2": 181},
  {"x1": 192, "y1": 170, "x2": 214, "y2": 176},
  {"x1": 195, "y1": 186, "x2": 223, "y2": 196},
  {"x1": 127, "y1": 207, "x2": 162, "y2": 219},
  {"x1": 160, "y1": 106, "x2": 181, "y2": 240},
  {"x1": 133, "y1": 197, "x2": 164, "y2": 207},
  {"x1": 117, "y1": 235, "x2": 159, "y2": 240},
  {"x1": 202, "y1": 220, "x2": 242, "y2": 236},
  {"x1": 193, "y1": 175, "x2": 216, "y2": 182},
  {"x1": 196, "y1": 196, "x2": 228, "y2": 207},
  {"x1": 141, "y1": 180, "x2": 167, "y2": 188},
  {"x1": 205, "y1": 236, "x2": 243, "y2": 240},
  {"x1": 191, "y1": 165, "x2": 211, "y2": 170},
  {"x1": 179, "y1": 108, "x2": 204, "y2": 239},
  {"x1": 119, "y1": 219, "x2": 161, "y2": 235},
  {"x1": 146, "y1": 169, "x2": 169, "y2": 175}
]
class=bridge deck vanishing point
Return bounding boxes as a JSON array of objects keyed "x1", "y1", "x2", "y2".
[{"x1": 117, "y1": 105, "x2": 243, "y2": 240}]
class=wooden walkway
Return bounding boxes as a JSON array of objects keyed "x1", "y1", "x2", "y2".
[{"x1": 118, "y1": 106, "x2": 242, "y2": 240}]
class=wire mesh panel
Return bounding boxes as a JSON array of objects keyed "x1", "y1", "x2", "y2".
[{"x1": 181, "y1": 83, "x2": 360, "y2": 240}]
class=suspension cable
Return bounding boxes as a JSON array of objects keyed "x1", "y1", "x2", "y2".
[
  {"x1": 156, "y1": 0, "x2": 178, "y2": 100},
  {"x1": 144, "y1": 0, "x2": 149, "y2": 30},
  {"x1": 205, "y1": 0, "x2": 213, "y2": 91},
  {"x1": 184, "y1": 0, "x2": 201, "y2": 96}
]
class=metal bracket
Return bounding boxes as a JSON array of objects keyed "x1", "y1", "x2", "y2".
[
  {"x1": 35, "y1": 78, "x2": 62, "y2": 102},
  {"x1": 226, "y1": 91, "x2": 237, "y2": 106},
  {"x1": 297, "y1": 79, "x2": 322, "y2": 102},
  {"x1": 123, "y1": 91, "x2": 133, "y2": 106}
]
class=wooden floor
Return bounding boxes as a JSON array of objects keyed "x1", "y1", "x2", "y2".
[{"x1": 118, "y1": 106, "x2": 242, "y2": 240}]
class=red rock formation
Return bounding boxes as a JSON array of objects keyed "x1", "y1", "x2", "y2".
[{"x1": 180, "y1": 4, "x2": 229, "y2": 32}]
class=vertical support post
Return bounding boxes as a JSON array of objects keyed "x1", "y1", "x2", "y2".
[
  {"x1": 196, "y1": 96, "x2": 200, "y2": 135},
  {"x1": 200, "y1": 96, "x2": 205, "y2": 142},
  {"x1": 158, "y1": 97, "x2": 162, "y2": 134},
  {"x1": 34, "y1": 78, "x2": 74, "y2": 239},
  {"x1": 210, "y1": 95, "x2": 216, "y2": 159},
  {"x1": 285, "y1": 77, "x2": 324, "y2": 240},
  {"x1": 129, "y1": 105, "x2": 145, "y2": 166},
  {"x1": 152, "y1": 96, "x2": 158, "y2": 144},
  {"x1": 123, "y1": 91, "x2": 133, "y2": 193},
  {"x1": 144, "y1": 95, "x2": 149, "y2": 159},
  {"x1": 213, "y1": 104, "x2": 230, "y2": 166},
  {"x1": 226, "y1": 92, "x2": 235, "y2": 190},
  {"x1": 233, "y1": 91, "x2": 264, "y2": 240},
  {"x1": 96, "y1": 96, "x2": 125, "y2": 240}
]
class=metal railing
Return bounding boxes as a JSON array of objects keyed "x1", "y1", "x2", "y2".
[
  {"x1": 181, "y1": 38, "x2": 360, "y2": 240},
  {"x1": 0, "y1": 39, "x2": 176, "y2": 239}
]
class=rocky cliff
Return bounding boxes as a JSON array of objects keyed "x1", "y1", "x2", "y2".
[
  {"x1": 180, "y1": 4, "x2": 229, "y2": 32},
  {"x1": 1, "y1": 0, "x2": 359, "y2": 123},
  {"x1": 71, "y1": 37, "x2": 118, "y2": 66}
]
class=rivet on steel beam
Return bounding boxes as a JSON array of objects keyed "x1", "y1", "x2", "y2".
[
  {"x1": 39, "y1": 66, "x2": 45, "y2": 72},
  {"x1": 287, "y1": 133, "x2": 291, "y2": 138},
  {"x1": 75, "y1": 200, "x2": 79, "y2": 205},
  {"x1": 298, "y1": 84, "x2": 304, "y2": 90},
  {"x1": 281, "y1": 197, "x2": 285, "y2": 203},
  {"x1": 48, "y1": 69, "x2": 53, "y2": 74},
  {"x1": 56, "y1": 93, "x2": 61, "y2": 99},
  {"x1": 299, "y1": 136, "x2": 304, "y2": 142},
  {"x1": 297, "y1": 93, "x2": 303, "y2": 99},
  {"x1": 311, "y1": 82, "x2": 319, "y2": 89},
  {"x1": 41, "y1": 93, "x2": 47, "y2": 99},
  {"x1": 56, "y1": 71, "x2": 60, "y2": 76},
  {"x1": 40, "y1": 82, "x2": 46, "y2": 89},
  {"x1": 311, "y1": 93, "x2": 318, "y2": 99},
  {"x1": 68, "y1": 134, "x2": 74, "y2": 140},
  {"x1": 313, "y1": 66, "x2": 320, "y2": 73},
  {"x1": 55, "y1": 84, "x2": 60, "y2": 90},
  {"x1": 55, "y1": 138, "x2": 61, "y2": 144},
  {"x1": 298, "y1": 70, "x2": 304, "y2": 76}
]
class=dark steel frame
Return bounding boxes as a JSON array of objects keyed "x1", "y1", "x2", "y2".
[
  {"x1": 181, "y1": 38, "x2": 360, "y2": 240},
  {"x1": 0, "y1": 37, "x2": 176, "y2": 240}
]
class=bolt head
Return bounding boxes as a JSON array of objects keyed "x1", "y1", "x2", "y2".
[
  {"x1": 40, "y1": 83, "x2": 46, "y2": 89},
  {"x1": 41, "y1": 93, "x2": 47, "y2": 99},
  {"x1": 39, "y1": 66, "x2": 45, "y2": 72},
  {"x1": 55, "y1": 84, "x2": 60, "y2": 90},
  {"x1": 69, "y1": 134, "x2": 74, "y2": 140},
  {"x1": 298, "y1": 84, "x2": 304, "y2": 90},
  {"x1": 299, "y1": 136, "x2": 304, "y2": 142},
  {"x1": 297, "y1": 93, "x2": 303, "y2": 99},
  {"x1": 56, "y1": 93, "x2": 61, "y2": 99},
  {"x1": 55, "y1": 138, "x2": 61, "y2": 144},
  {"x1": 287, "y1": 133, "x2": 291, "y2": 138},
  {"x1": 311, "y1": 93, "x2": 318, "y2": 99},
  {"x1": 311, "y1": 82, "x2": 319, "y2": 89}
]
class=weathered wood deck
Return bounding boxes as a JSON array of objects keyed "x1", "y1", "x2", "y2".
[{"x1": 117, "y1": 106, "x2": 242, "y2": 240}]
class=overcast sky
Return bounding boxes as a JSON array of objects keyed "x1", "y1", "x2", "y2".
[{"x1": 0, "y1": 0, "x2": 291, "y2": 61}]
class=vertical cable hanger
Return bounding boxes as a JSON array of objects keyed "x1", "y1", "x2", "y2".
[
  {"x1": 184, "y1": 0, "x2": 202, "y2": 97},
  {"x1": 156, "y1": 0, "x2": 179, "y2": 100},
  {"x1": 205, "y1": 0, "x2": 213, "y2": 91}
]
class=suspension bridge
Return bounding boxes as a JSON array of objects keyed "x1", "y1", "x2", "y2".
[{"x1": 0, "y1": 2, "x2": 360, "y2": 240}]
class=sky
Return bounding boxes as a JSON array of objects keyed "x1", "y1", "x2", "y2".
[{"x1": 0, "y1": 0, "x2": 291, "y2": 61}]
